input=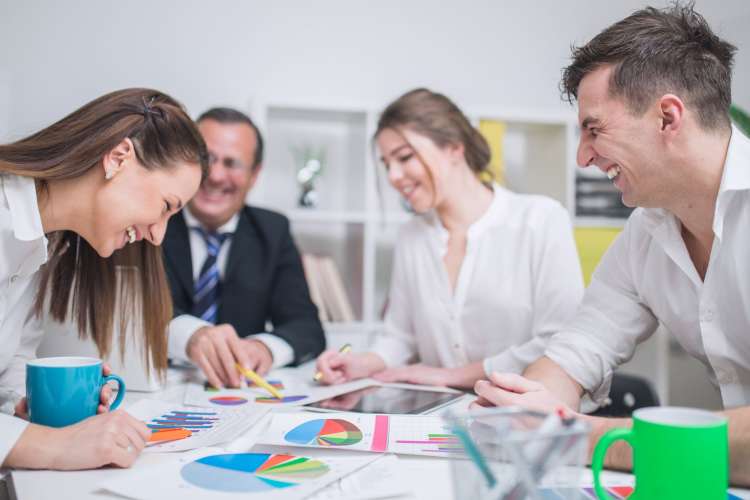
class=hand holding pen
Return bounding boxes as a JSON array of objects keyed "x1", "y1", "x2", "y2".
[{"x1": 313, "y1": 344, "x2": 387, "y2": 385}]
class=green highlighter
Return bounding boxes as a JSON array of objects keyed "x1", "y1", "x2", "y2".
[{"x1": 592, "y1": 406, "x2": 728, "y2": 500}]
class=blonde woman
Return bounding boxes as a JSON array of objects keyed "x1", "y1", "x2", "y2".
[{"x1": 316, "y1": 88, "x2": 583, "y2": 389}]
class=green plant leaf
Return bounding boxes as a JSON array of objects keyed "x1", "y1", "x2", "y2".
[{"x1": 730, "y1": 104, "x2": 750, "y2": 137}]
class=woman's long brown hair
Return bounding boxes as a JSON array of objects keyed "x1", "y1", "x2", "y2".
[{"x1": 0, "y1": 88, "x2": 208, "y2": 377}]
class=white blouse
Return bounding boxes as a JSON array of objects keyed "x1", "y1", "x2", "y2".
[
  {"x1": 546, "y1": 125, "x2": 750, "y2": 409},
  {"x1": 0, "y1": 174, "x2": 48, "y2": 465},
  {"x1": 371, "y1": 185, "x2": 584, "y2": 376}
]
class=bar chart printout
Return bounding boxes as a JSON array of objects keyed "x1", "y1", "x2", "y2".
[{"x1": 125, "y1": 399, "x2": 270, "y2": 453}]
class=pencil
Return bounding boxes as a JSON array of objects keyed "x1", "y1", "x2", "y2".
[
  {"x1": 235, "y1": 363, "x2": 283, "y2": 399},
  {"x1": 313, "y1": 343, "x2": 352, "y2": 382}
]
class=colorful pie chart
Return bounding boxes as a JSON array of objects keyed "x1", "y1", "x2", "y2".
[
  {"x1": 255, "y1": 395, "x2": 307, "y2": 404},
  {"x1": 209, "y1": 396, "x2": 248, "y2": 406},
  {"x1": 181, "y1": 453, "x2": 329, "y2": 493},
  {"x1": 285, "y1": 418, "x2": 363, "y2": 446}
]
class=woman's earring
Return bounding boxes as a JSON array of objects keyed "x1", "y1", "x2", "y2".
[{"x1": 105, "y1": 170, "x2": 114, "y2": 180}]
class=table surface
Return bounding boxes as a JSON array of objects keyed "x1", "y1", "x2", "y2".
[{"x1": 7, "y1": 365, "x2": 750, "y2": 500}]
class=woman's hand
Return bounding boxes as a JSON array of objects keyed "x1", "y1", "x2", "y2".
[
  {"x1": 4, "y1": 410, "x2": 150, "y2": 470},
  {"x1": 98, "y1": 363, "x2": 116, "y2": 414},
  {"x1": 314, "y1": 351, "x2": 386, "y2": 385},
  {"x1": 14, "y1": 363, "x2": 117, "y2": 422},
  {"x1": 14, "y1": 398, "x2": 28, "y2": 420},
  {"x1": 373, "y1": 364, "x2": 456, "y2": 387}
]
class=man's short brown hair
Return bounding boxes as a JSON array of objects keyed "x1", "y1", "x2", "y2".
[{"x1": 561, "y1": 3, "x2": 737, "y2": 131}]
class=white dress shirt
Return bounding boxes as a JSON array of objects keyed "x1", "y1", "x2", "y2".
[
  {"x1": 372, "y1": 185, "x2": 584, "y2": 375},
  {"x1": 546, "y1": 125, "x2": 750, "y2": 409},
  {"x1": 167, "y1": 207, "x2": 294, "y2": 368},
  {"x1": 0, "y1": 174, "x2": 48, "y2": 465}
]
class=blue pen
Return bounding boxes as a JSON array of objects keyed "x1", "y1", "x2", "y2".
[{"x1": 449, "y1": 419, "x2": 497, "y2": 489}]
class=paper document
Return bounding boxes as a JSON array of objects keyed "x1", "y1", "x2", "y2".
[
  {"x1": 125, "y1": 399, "x2": 269, "y2": 453},
  {"x1": 184, "y1": 377, "x2": 377, "y2": 408},
  {"x1": 102, "y1": 445, "x2": 379, "y2": 500},
  {"x1": 257, "y1": 412, "x2": 466, "y2": 457},
  {"x1": 308, "y1": 454, "x2": 411, "y2": 500}
]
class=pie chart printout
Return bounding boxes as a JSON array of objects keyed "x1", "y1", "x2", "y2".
[
  {"x1": 284, "y1": 418, "x2": 364, "y2": 447},
  {"x1": 209, "y1": 396, "x2": 248, "y2": 406},
  {"x1": 180, "y1": 453, "x2": 330, "y2": 493}
]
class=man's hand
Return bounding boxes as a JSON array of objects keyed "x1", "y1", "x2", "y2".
[
  {"x1": 472, "y1": 372, "x2": 577, "y2": 415},
  {"x1": 186, "y1": 324, "x2": 274, "y2": 388}
]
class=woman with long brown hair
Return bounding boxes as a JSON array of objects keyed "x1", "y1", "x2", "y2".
[
  {"x1": 316, "y1": 88, "x2": 584, "y2": 390},
  {"x1": 0, "y1": 88, "x2": 207, "y2": 470}
]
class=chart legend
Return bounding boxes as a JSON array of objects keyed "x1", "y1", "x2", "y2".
[{"x1": 395, "y1": 433, "x2": 464, "y2": 454}]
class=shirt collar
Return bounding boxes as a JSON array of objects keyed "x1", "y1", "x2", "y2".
[
  {"x1": 714, "y1": 125, "x2": 750, "y2": 240},
  {"x1": 717, "y1": 124, "x2": 750, "y2": 194},
  {"x1": 3, "y1": 174, "x2": 46, "y2": 242},
  {"x1": 425, "y1": 183, "x2": 506, "y2": 243},
  {"x1": 182, "y1": 205, "x2": 239, "y2": 234}
]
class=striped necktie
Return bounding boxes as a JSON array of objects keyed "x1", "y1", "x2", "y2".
[{"x1": 191, "y1": 228, "x2": 231, "y2": 324}]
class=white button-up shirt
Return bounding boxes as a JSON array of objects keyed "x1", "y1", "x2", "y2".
[
  {"x1": 546, "y1": 125, "x2": 750, "y2": 409},
  {"x1": 167, "y1": 207, "x2": 294, "y2": 367},
  {"x1": 372, "y1": 185, "x2": 584, "y2": 374},
  {"x1": 0, "y1": 174, "x2": 48, "y2": 465}
]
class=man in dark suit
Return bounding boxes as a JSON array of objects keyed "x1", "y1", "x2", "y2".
[{"x1": 163, "y1": 107, "x2": 325, "y2": 388}]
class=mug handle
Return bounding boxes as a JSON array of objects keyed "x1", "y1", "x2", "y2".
[
  {"x1": 101, "y1": 374, "x2": 126, "y2": 411},
  {"x1": 592, "y1": 427, "x2": 634, "y2": 500}
]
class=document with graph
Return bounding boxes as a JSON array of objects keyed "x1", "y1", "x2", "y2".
[
  {"x1": 125, "y1": 399, "x2": 270, "y2": 452},
  {"x1": 102, "y1": 445, "x2": 379, "y2": 500},
  {"x1": 256, "y1": 412, "x2": 465, "y2": 457}
]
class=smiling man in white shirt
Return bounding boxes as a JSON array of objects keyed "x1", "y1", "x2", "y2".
[{"x1": 472, "y1": 4, "x2": 750, "y2": 486}]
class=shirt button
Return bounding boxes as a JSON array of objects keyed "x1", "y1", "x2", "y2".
[
  {"x1": 716, "y1": 368, "x2": 737, "y2": 384},
  {"x1": 453, "y1": 343, "x2": 461, "y2": 349},
  {"x1": 10, "y1": 275, "x2": 19, "y2": 283},
  {"x1": 700, "y1": 308, "x2": 714, "y2": 322}
]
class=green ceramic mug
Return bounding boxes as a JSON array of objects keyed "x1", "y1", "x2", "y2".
[{"x1": 592, "y1": 407, "x2": 728, "y2": 500}]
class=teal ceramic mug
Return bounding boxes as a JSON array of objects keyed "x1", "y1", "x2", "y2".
[{"x1": 26, "y1": 356, "x2": 125, "y2": 427}]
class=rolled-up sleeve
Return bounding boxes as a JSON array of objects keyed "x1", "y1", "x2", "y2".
[
  {"x1": 485, "y1": 202, "x2": 584, "y2": 375},
  {"x1": 544, "y1": 218, "x2": 658, "y2": 405}
]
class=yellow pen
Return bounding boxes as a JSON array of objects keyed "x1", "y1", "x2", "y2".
[
  {"x1": 313, "y1": 343, "x2": 352, "y2": 382},
  {"x1": 235, "y1": 363, "x2": 283, "y2": 399}
]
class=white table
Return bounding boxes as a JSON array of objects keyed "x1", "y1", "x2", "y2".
[{"x1": 6, "y1": 365, "x2": 750, "y2": 500}]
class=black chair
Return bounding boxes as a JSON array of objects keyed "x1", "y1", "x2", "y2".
[{"x1": 589, "y1": 373, "x2": 660, "y2": 417}]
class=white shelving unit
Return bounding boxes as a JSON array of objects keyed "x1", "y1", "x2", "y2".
[{"x1": 249, "y1": 102, "x2": 598, "y2": 328}]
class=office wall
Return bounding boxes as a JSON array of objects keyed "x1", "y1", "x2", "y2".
[{"x1": 0, "y1": 0, "x2": 748, "y2": 138}]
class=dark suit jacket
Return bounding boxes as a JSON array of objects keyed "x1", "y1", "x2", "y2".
[{"x1": 162, "y1": 206, "x2": 326, "y2": 366}]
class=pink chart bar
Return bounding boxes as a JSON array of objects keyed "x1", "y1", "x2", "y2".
[{"x1": 371, "y1": 415, "x2": 390, "y2": 452}]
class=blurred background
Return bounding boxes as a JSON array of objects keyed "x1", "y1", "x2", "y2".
[{"x1": 3, "y1": 0, "x2": 748, "y2": 410}]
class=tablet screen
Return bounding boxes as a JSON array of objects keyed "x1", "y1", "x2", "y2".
[{"x1": 304, "y1": 385, "x2": 463, "y2": 414}]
